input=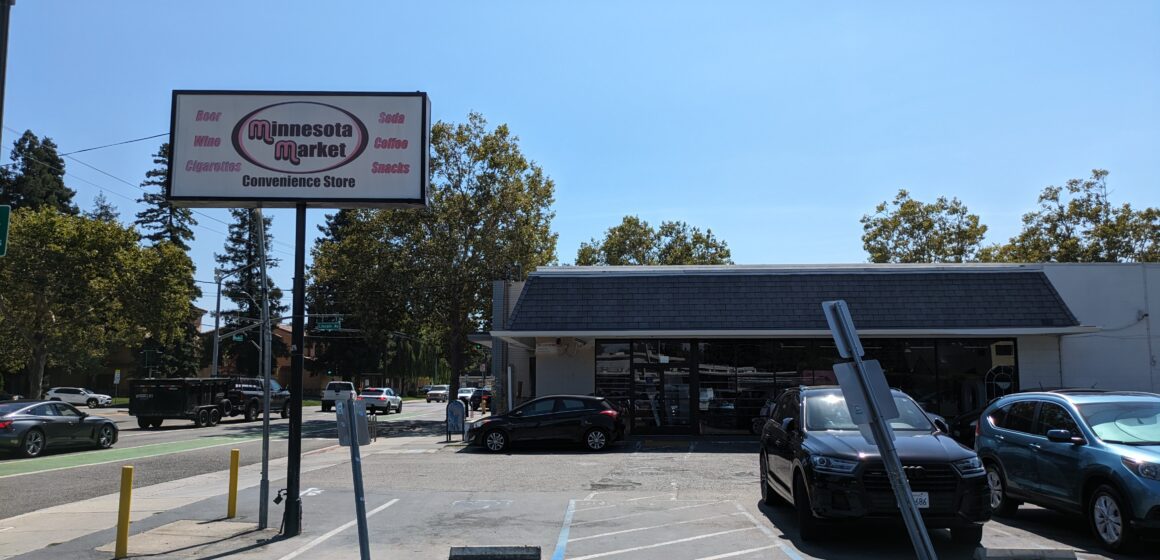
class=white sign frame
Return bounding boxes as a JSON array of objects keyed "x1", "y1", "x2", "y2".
[{"x1": 167, "y1": 90, "x2": 430, "y2": 208}]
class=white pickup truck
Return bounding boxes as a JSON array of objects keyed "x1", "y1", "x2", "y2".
[{"x1": 321, "y1": 381, "x2": 355, "y2": 412}]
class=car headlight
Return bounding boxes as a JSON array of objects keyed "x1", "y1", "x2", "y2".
[
  {"x1": 809, "y1": 455, "x2": 858, "y2": 475},
  {"x1": 471, "y1": 419, "x2": 489, "y2": 430},
  {"x1": 952, "y1": 457, "x2": 985, "y2": 477},
  {"x1": 1122, "y1": 457, "x2": 1160, "y2": 481}
]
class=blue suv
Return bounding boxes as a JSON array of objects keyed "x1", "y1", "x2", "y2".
[{"x1": 975, "y1": 390, "x2": 1160, "y2": 553}]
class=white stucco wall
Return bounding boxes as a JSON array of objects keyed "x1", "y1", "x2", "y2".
[
  {"x1": 1016, "y1": 335, "x2": 1061, "y2": 390},
  {"x1": 532, "y1": 338, "x2": 596, "y2": 396},
  {"x1": 1042, "y1": 264, "x2": 1159, "y2": 392}
]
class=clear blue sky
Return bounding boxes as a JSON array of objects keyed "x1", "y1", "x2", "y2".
[{"x1": 5, "y1": 1, "x2": 1158, "y2": 329}]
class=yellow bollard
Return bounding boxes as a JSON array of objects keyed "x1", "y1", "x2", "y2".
[
  {"x1": 115, "y1": 465, "x2": 133, "y2": 559},
  {"x1": 227, "y1": 448, "x2": 240, "y2": 518}
]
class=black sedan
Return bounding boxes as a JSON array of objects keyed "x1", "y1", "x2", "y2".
[
  {"x1": 759, "y1": 386, "x2": 989, "y2": 545},
  {"x1": 0, "y1": 400, "x2": 119, "y2": 458},
  {"x1": 467, "y1": 395, "x2": 625, "y2": 452}
]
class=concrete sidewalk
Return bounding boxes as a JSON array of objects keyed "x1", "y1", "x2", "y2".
[{"x1": 0, "y1": 434, "x2": 451, "y2": 559}]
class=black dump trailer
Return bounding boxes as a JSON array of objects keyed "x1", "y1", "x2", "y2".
[{"x1": 129, "y1": 377, "x2": 231, "y2": 429}]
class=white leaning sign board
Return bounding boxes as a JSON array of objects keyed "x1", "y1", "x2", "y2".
[{"x1": 167, "y1": 90, "x2": 430, "y2": 208}]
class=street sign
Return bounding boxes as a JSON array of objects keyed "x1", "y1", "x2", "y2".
[
  {"x1": 833, "y1": 361, "x2": 899, "y2": 444},
  {"x1": 822, "y1": 300, "x2": 936, "y2": 560},
  {"x1": 0, "y1": 205, "x2": 10, "y2": 257},
  {"x1": 113, "y1": 370, "x2": 122, "y2": 384},
  {"x1": 335, "y1": 398, "x2": 371, "y2": 446},
  {"x1": 317, "y1": 321, "x2": 341, "y2": 331},
  {"x1": 232, "y1": 334, "x2": 244, "y2": 341}
]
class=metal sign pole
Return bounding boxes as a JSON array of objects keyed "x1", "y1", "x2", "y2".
[
  {"x1": 823, "y1": 300, "x2": 937, "y2": 560},
  {"x1": 343, "y1": 397, "x2": 371, "y2": 560},
  {"x1": 282, "y1": 203, "x2": 306, "y2": 536},
  {"x1": 257, "y1": 208, "x2": 272, "y2": 530}
]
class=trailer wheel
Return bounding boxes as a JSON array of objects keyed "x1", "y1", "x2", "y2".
[
  {"x1": 197, "y1": 409, "x2": 211, "y2": 427},
  {"x1": 209, "y1": 408, "x2": 221, "y2": 426},
  {"x1": 137, "y1": 418, "x2": 151, "y2": 430},
  {"x1": 151, "y1": 419, "x2": 163, "y2": 429},
  {"x1": 245, "y1": 401, "x2": 259, "y2": 422}
]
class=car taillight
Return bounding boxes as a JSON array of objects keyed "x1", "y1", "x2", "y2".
[
  {"x1": 356, "y1": 396, "x2": 363, "y2": 400},
  {"x1": 379, "y1": 396, "x2": 386, "y2": 400},
  {"x1": 975, "y1": 416, "x2": 982, "y2": 438},
  {"x1": 599, "y1": 409, "x2": 618, "y2": 419},
  {"x1": 0, "y1": 420, "x2": 11, "y2": 429}
]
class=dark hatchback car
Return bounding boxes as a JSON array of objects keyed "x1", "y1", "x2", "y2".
[
  {"x1": 759, "y1": 386, "x2": 990, "y2": 544},
  {"x1": 467, "y1": 395, "x2": 625, "y2": 452},
  {"x1": 0, "y1": 400, "x2": 119, "y2": 458},
  {"x1": 976, "y1": 390, "x2": 1160, "y2": 553}
]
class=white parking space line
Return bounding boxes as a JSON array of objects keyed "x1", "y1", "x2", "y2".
[
  {"x1": 573, "y1": 504, "x2": 618, "y2": 513},
  {"x1": 276, "y1": 498, "x2": 399, "y2": 560},
  {"x1": 570, "y1": 500, "x2": 729, "y2": 526},
  {"x1": 567, "y1": 512, "x2": 745, "y2": 543},
  {"x1": 568, "y1": 527, "x2": 758, "y2": 560},
  {"x1": 626, "y1": 493, "x2": 676, "y2": 502},
  {"x1": 694, "y1": 545, "x2": 778, "y2": 560}
]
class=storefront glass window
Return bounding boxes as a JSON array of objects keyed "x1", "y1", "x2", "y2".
[{"x1": 595, "y1": 341, "x2": 632, "y2": 410}]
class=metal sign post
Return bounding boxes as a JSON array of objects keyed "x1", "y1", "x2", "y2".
[
  {"x1": 336, "y1": 398, "x2": 371, "y2": 560},
  {"x1": 822, "y1": 300, "x2": 937, "y2": 560},
  {"x1": 256, "y1": 208, "x2": 272, "y2": 530}
]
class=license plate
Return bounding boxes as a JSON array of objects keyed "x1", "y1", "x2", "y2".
[{"x1": 911, "y1": 492, "x2": 929, "y2": 509}]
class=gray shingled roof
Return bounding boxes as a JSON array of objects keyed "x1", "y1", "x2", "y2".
[{"x1": 505, "y1": 270, "x2": 1078, "y2": 332}]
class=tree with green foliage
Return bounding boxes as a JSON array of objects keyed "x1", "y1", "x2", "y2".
[
  {"x1": 0, "y1": 209, "x2": 195, "y2": 397},
  {"x1": 215, "y1": 208, "x2": 287, "y2": 376},
  {"x1": 0, "y1": 130, "x2": 77, "y2": 214},
  {"x1": 305, "y1": 210, "x2": 381, "y2": 380},
  {"x1": 310, "y1": 113, "x2": 557, "y2": 395},
  {"x1": 860, "y1": 189, "x2": 988, "y2": 263},
  {"x1": 981, "y1": 170, "x2": 1159, "y2": 262},
  {"x1": 135, "y1": 143, "x2": 197, "y2": 252},
  {"x1": 85, "y1": 192, "x2": 120, "y2": 223},
  {"x1": 575, "y1": 215, "x2": 733, "y2": 265}
]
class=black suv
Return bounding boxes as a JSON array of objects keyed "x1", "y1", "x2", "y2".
[
  {"x1": 227, "y1": 377, "x2": 290, "y2": 421},
  {"x1": 469, "y1": 388, "x2": 493, "y2": 411},
  {"x1": 759, "y1": 386, "x2": 990, "y2": 544}
]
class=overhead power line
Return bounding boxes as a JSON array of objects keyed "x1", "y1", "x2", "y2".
[
  {"x1": 2, "y1": 125, "x2": 296, "y2": 257},
  {"x1": 59, "y1": 132, "x2": 169, "y2": 156}
]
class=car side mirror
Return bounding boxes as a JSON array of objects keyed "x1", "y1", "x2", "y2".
[
  {"x1": 1046, "y1": 429, "x2": 1085, "y2": 444},
  {"x1": 512, "y1": 410, "x2": 524, "y2": 417},
  {"x1": 781, "y1": 417, "x2": 798, "y2": 433},
  {"x1": 933, "y1": 418, "x2": 950, "y2": 434}
]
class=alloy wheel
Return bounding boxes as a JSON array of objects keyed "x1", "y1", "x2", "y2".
[
  {"x1": 1093, "y1": 494, "x2": 1122, "y2": 544},
  {"x1": 987, "y1": 469, "x2": 1004, "y2": 510},
  {"x1": 98, "y1": 425, "x2": 114, "y2": 448},
  {"x1": 586, "y1": 429, "x2": 607, "y2": 450},
  {"x1": 485, "y1": 431, "x2": 506, "y2": 452},
  {"x1": 24, "y1": 430, "x2": 45, "y2": 457}
]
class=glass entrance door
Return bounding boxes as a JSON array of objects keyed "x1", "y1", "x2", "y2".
[{"x1": 632, "y1": 363, "x2": 692, "y2": 434}]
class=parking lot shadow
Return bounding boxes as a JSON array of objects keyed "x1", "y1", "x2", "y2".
[
  {"x1": 994, "y1": 508, "x2": 1136, "y2": 559},
  {"x1": 756, "y1": 501, "x2": 979, "y2": 560}
]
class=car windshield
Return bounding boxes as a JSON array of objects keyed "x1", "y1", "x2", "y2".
[
  {"x1": 433, "y1": 386, "x2": 448, "y2": 391},
  {"x1": 1076, "y1": 400, "x2": 1160, "y2": 445},
  {"x1": 805, "y1": 392, "x2": 934, "y2": 432},
  {"x1": 269, "y1": 379, "x2": 283, "y2": 392}
]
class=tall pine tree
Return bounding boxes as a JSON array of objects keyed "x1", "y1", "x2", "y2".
[
  {"x1": 215, "y1": 208, "x2": 288, "y2": 376},
  {"x1": 0, "y1": 130, "x2": 77, "y2": 213},
  {"x1": 85, "y1": 192, "x2": 120, "y2": 223},
  {"x1": 134, "y1": 142, "x2": 203, "y2": 377},
  {"x1": 135, "y1": 143, "x2": 197, "y2": 251}
]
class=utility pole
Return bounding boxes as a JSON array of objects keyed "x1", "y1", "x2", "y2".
[
  {"x1": 0, "y1": 1, "x2": 13, "y2": 140},
  {"x1": 257, "y1": 208, "x2": 273, "y2": 529}
]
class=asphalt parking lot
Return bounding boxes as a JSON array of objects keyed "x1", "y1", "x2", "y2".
[{"x1": 9, "y1": 416, "x2": 1143, "y2": 559}]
